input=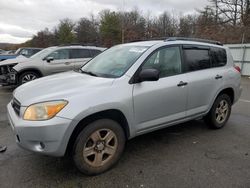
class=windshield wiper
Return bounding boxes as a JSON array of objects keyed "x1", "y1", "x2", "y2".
[{"x1": 81, "y1": 70, "x2": 98, "y2": 77}]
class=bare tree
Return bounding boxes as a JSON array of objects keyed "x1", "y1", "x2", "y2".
[
  {"x1": 209, "y1": 0, "x2": 243, "y2": 25},
  {"x1": 179, "y1": 15, "x2": 197, "y2": 37},
  {"x1": 121, "y1": 9, "x2": 146, "y2": 42},
  {"x1": 75, "y1": 16, "x2": 100, "y2": 45}
]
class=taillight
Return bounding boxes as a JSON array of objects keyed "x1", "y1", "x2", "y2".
[{"x1": 234, "y1": 65, "x2": 241, "y2": 73}]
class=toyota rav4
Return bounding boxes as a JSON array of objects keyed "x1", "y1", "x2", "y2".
[{"x1": 7, "y1": 38, "x2": 242, "y2": 175}]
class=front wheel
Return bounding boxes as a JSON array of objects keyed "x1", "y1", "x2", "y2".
[
  {"x1": 18, "y1": 71, "x2": 39, "y2": 85},
  {"x1": 204, "y1": 94, "x2": 232, "y2": 129},
  {"x1": 72, "y1": 119, "x2": 126, "y2": 175}
]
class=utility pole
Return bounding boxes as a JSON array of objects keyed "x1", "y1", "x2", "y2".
[
  {"x1": 215, "y1": 0, "x2": 218, "y2": 23},
  {"x1": 121, "y1": 0, "x2": 125, "y2": 43}
]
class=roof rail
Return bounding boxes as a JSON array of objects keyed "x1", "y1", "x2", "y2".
[
  {"x1": 58, "y1": 43, "x2": 82, "y2": 47},
  {"x1": 165, "y1": 37, "x2": 223, "y2": 46},
  {"x1": 58, "y1": 43, "x2": 98, "y2": 47}
]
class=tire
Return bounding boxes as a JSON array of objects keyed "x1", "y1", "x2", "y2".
[
  {"x1": 72, "y1": 119, "x2": 126, "y2": 175},
  {"x1": 18, "y1": 71, "x2": 40, "y2": 85},
  {"x1": 204, "y1": 94, "x2": 232, "y2": 129}
]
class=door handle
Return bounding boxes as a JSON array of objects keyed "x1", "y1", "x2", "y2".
[
  {"x1": 215, "y1": 75, "x2": 223, "y2": 79},
  {"x1": 177, "y1": 81, "x2": 188, "y2": 87},
  {"x1": 64, "y1": 62, "x2": 71, "y2": 65}
]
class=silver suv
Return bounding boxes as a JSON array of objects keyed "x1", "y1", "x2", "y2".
[
  {"x1": 0, "y1": 45, "x2": 105, "y2": 86},
  {"x1": 7, "y1": 38, "x2": 242, "y2": 175}
]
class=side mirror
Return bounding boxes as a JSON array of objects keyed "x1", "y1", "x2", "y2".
[
  {"x1": 138, "y1": 68, "x2": 160, "y2": 82},
  {"x1": 45, "y1": 56, "x2": 54, "y2": 63}
]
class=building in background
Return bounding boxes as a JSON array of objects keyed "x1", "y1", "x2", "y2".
[{"x1": 226, "y1": 44, "x2": 250, "y2": 76}]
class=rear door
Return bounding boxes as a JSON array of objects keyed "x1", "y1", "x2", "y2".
[
  {"x1": 183, "y1": 45, "x2": 225, "y2": 116},
  {"x1": 70, "y1": 49, "x2": 92, "y2": 70}
]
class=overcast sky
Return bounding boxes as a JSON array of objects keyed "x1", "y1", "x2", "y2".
[{"x1": 0, "y1": 0, "x2": 209, "y2": 44}]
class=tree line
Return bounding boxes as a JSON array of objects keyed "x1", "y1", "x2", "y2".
[{"x1": 20, "y1": 0, "x2": 250, "y2": 48}]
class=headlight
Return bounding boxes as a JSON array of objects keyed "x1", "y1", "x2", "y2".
[
  {"x1": 7, "y1": 63, "x2": 18, "y2": 72},
  {"x1": 23, "y1": 100, "x2": 68, "y2": 121}
]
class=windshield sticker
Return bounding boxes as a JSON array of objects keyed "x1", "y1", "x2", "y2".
[{"x1": 129, "y1": 47, "x2": 147, "y2": 53}]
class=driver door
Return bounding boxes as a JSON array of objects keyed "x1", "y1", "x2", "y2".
[
  {"x1": 133, "y1": 46, "x2": 188, "y2": 133},
  {"x1": 43, "y1": 49, "x2": 75, "y2": 75}
]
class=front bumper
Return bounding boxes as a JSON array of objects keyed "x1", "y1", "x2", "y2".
[{"x1": 7, "y1": 102, "x2": 73, "y2": 156}]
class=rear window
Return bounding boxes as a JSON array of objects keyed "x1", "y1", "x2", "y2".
[
  {"x1": 210, "y1": 47, "x2": 227, "y2": 67},
  {"x1": 183, "y1": 46, "x2": 211, "y2": 71}
]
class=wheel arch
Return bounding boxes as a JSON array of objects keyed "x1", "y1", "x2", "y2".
[
  {"x1": 216, "y1": 87, "x2": 234, "y2": 104},
  {"x1": 65, "y1": 109, "x2": 130, "y2": 156},
  {"x1": 17, "y1": 68, "x2": 43, "y2": 78},
  {"x1": 207, "y1": 87, "x2": 235, "y2": 114}
]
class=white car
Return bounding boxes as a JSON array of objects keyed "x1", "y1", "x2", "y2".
[{"x1": 0, "y1": 45, "x2": 106, "y2": 86}]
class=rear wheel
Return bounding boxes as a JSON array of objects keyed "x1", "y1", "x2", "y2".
[
  {"x1": 18, "y1": 71, "x2": 39, "y2": 85},
  {"x1": 72, "y1": 119, "x2": 126, "y2": 175},
  {"x1": 205, "y1": 94, "x2": 232, "y2": 129}
]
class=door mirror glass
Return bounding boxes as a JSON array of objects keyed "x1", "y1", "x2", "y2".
[
  {"x1": 46, "y1": 56, "x2": 54, "y2": 63},
  {"x1": 139, "y1": 68, "x2": 159, "y2": 82}
]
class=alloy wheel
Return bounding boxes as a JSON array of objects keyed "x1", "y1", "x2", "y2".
[
  {"x1": 83, "y1": 129, "x2": 118, "y2": 167},
  {"x1": 215, "y1": 99, "x2": 229, "y2": 124},
  {"x1": 21, "y1": 74, "x2": 37, "y2": 84}
]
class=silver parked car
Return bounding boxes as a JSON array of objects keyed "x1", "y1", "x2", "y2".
[
  {"x1": 7, "y1": 38, "x2": 242, "y2": 175},
  {"x1": 0, "y1": 45, "x2": 105, "y2": 86}
]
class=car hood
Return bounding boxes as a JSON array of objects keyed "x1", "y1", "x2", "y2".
[
  {"x1": 14, "y1": 71, "x2": 115, "y2": 106},
  {"x1": 0, "y1": 56, "x2": 29, "y2": 66}
]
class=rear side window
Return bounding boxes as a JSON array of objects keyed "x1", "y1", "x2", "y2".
[
  {"x1": 210, "y1": 47, "x2": 227, "y2": 67},
  {"x1": 90, "y1": 49, "x2": 102, "y2": 57},
  {"x1": 183, "y1": 46, "x2": 210, "y2": 72},
  {"x1": 70, "y1": 49, "x2": 91, "y2": 59}
]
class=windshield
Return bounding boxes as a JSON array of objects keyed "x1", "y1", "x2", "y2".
[
  {"x1": 29, "y1": 47, "x2": 56, "y2": 59},
  {"x1": 81, "y1": 45, "x2": 149, "y2": 78}
]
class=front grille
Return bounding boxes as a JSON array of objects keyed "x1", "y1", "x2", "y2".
[
  {"x1": 0, "y1": 65, "x2": 16, "y2": 75},
  {"x1": 12, "y1": 98, "x2": 21, "y2": 116}
]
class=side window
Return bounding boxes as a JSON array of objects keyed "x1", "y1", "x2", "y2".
[
  {"x1": 26, "y1": 49, "x2": 34, "y2": 57},
  {"x1": 70, "y1": 49, "x2": 91, "y2": 59},
  {"x1": 142, "y1": 46, "x2": 182, "y2": 78},
  {"x1": 32, "y1": 49, "x2": 41, "y2": 54},
  {"x1": 183, "y1": 46, "x2": 211, "y2": 71},
  {"x1": 20, "y1": 49, "x2": 29, "y2": 56},
  {"x1": 90, "y1": 50, "x2": 102, "y2": 57},
  {"x1": 48, "y1": 49, "x2": 70, "y2": 60},
  {"x1": 210, "y1": 47, "x2": 227, "y2": 67}
]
